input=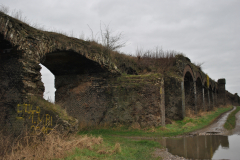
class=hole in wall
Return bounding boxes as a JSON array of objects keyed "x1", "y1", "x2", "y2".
[{"x1": 40, "y1": 64, "x2": 56, "y2": 103}]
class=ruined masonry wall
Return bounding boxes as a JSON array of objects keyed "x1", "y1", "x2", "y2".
[
  {"x1": 164, "y1": 74, "x2": 183, "y2": 120},
  {"x1": 55, "y1": 74, "x2": 164, "y2": 127}
]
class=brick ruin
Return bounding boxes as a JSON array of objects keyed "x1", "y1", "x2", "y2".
[{"x1": 0, "y1": 12, "x2": 239, "y2": 134}]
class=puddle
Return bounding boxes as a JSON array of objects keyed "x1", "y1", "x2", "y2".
[
  {"x1": 159, "y1": 134, "x2": 240, "y2": 159},
  {"x1": 212, "y1": 134, "x2": 240, "y2": 159}
]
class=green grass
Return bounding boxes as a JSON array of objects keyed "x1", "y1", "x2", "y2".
[
  {"x1": 63, "y1": 106, "x2": 232, "y2": 160},
  {"x1": 63, "y1": 135, "x2": 162, "y2": 160},
  {"x1": 224, "y1": 106, "x2": 240, "y2": 130},
  {"x1": 161, "y1": 106, "x2": 232, "y2": 136}
]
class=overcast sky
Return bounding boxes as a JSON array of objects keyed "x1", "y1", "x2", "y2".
[{"x1": 1, "y1": 0, "x2": 240, "y2": 101}]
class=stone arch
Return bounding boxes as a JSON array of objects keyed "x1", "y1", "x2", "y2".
[
  {"x1": 0, "y1": 13, "x2": 119, "y2": 132},
  {"x1": 183, "y1": 64, "x2": 195, "y2": 80},
  {"x1": 195, "y1": 71, "x2": 203, "y2": 82},
  {"x1": 184, "y1": 71, "x2": 195, "y2": 112},
  {"x1": 41, "y1": 50, "x2": 108, "y2": 123},
  {"x1": 0, "y1": 13, "x2": 118, "y2": 100}
]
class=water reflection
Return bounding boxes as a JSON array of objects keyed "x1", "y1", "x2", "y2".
[
  {"x1": 212, "y1": 134, "x2": 240, "y2": 159},
  {"x1": 161, "y1": 135, "x2": 229, "y2": 159}
]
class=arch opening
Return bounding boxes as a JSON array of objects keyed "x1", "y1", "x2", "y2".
[
  {"x1": 184, "y1": 71, "x2": 194, "y2": 113},
  {"x1": 41, "y1": 51, "x2": 107, "y2": 76},
  {"x1": 41, "y1": 50, "x2": 108, "y2": 124},
  {"x1": 0, "y1": 31, "x2": 110, "y2": 130},
  {"x1": 40, "y1": 64, "x2": 56, "y2": 103}
]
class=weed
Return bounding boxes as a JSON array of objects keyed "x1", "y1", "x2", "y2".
[{"x1": 113, "y1": 143, "x2": 121, "y2": 154}]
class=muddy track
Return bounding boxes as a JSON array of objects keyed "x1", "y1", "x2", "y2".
[{"x1": 189, "y1": 106, "x2": 236, "y2": 136}]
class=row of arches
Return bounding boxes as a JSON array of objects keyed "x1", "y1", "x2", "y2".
[{"x1": 183, "y1": 65, "x2": 219, "y2": 115}]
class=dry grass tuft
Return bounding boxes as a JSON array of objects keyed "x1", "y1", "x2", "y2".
[
  {"x1": 129, "y1": 122, "x2": 141, "y2": 130},
  {"x1": 183, "y1": 122, "x2": 195, "y2": 129},
  {"x1": 97, "y1": 149, "x2": 108, "y2": 154},
  {"x1": 110, "y1": 46, "x2": 181, "y2": 75},
  {"x1": 198, "y1": 110, "x2": 210, "y2": 117},
  {"x1": 0, "y1": 130, "x2": 103, "y2": 160},
  {"x1": 0, "y1": 131, "x2": 14, "y2": 158},
  {"x1": 185, "y1": 106, "x2": 213, "y2": 118},
  {"x1": 160, "y1": 126, "x2": 170, "y2": 131},
  {"x1": 212, "y1": 107, "x2": 218, "y2": 112},
  {"x1": 96, "y1": 142, "x2": 121, "y2": 155},
  {"x1": 147, "y1": 126, "x2": 156, "y2": 133},
  {"x1": 185, "y1": 108, "x2": 196, "y2": 118},
  {"x1": 113, "y1": 143, "x2": 121, "y2": 154},
  {"x1": 78, "y1": 121, "x2": 112, "y2": 131},
  {"x1": 135, "y1": 47, "x2": 178, "y2": 74}
]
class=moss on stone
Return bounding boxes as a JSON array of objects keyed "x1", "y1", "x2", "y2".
[{"x1": 28, "y1": 96, "x2": 76, "y2": 124}]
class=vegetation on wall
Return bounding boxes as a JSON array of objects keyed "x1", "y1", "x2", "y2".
[{"x1": 27, "y1": 96, "x2": 75, "y2": 123}]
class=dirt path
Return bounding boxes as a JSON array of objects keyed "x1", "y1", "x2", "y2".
[{"x1": 189, "y1": 106, "x2": 236, "y2": 136}]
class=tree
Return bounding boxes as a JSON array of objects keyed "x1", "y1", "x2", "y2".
[
  {"x1": 100, "y1": 23, "x2": 126, "y2": 51},
  {"x1": 87, "y1": 22, "x2": 126, "y2": 52}
]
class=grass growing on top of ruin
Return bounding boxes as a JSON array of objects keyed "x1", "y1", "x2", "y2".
[
  {"x1": 78, "y1": 106, "x2": 232, "y2": 137},
  {"x1": 224, "y1": 106, "x2": 240, "y2": 130},
  {"x1": 28, "y1": 96, "x2": 75, "y2": 123}
]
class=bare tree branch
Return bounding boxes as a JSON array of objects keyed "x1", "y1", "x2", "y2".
[{"x1": 100, "y1": 23, "x2": 126, "y2": 51}]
